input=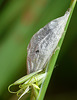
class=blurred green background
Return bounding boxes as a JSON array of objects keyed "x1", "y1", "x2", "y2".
[{"x1": 0, "y1": 0, "x2": 77, "y2": 100}]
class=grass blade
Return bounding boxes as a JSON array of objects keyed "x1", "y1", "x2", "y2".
[{"x1": 37, "y1": 0, "x2": 77, "y2": 100}]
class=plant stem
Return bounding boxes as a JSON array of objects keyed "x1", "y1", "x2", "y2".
[{"x1": 37, "y1": 0, "x2": 77, "y2": 100}]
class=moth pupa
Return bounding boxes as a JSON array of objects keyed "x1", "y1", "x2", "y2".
[
  {"x1": 8, "y1": 9, "x2": 71, "y2": 100},
  {"x1": 27, "y1": 10, "x2": 70, "y2": 74}
]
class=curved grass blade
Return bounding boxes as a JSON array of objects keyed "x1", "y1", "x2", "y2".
[{"x1": 37, "y1": 0, "x2": 77, "y2": 100}]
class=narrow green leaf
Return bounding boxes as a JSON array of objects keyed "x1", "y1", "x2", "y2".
[{"x1": 37, "y1": 0, "x2": 77, "y2": 100}]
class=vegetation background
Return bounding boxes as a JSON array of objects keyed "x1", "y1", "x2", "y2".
[{"x1": 0, "y1": 0, "x2": 77, "y2": 100}]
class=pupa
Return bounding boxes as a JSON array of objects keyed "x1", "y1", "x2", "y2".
[{"x1": 27, "y1": 10, "x2": 70, "y2": 74}]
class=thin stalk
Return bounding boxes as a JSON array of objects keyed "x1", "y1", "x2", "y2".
[{"x1": 37, "y1": 0, "x2": 77, "y2": 100}]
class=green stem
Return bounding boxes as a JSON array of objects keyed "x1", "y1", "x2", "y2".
[{"x1": 37, "y1": 0, "x2": 77, "y2": 100}]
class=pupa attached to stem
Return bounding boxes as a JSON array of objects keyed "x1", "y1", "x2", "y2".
[
  {"x1": 27, "y1": 10, "x2": 70, "y2": 74},
  {"x1": 8, "y1": 9, "x2": 70, "y2": 100}
]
